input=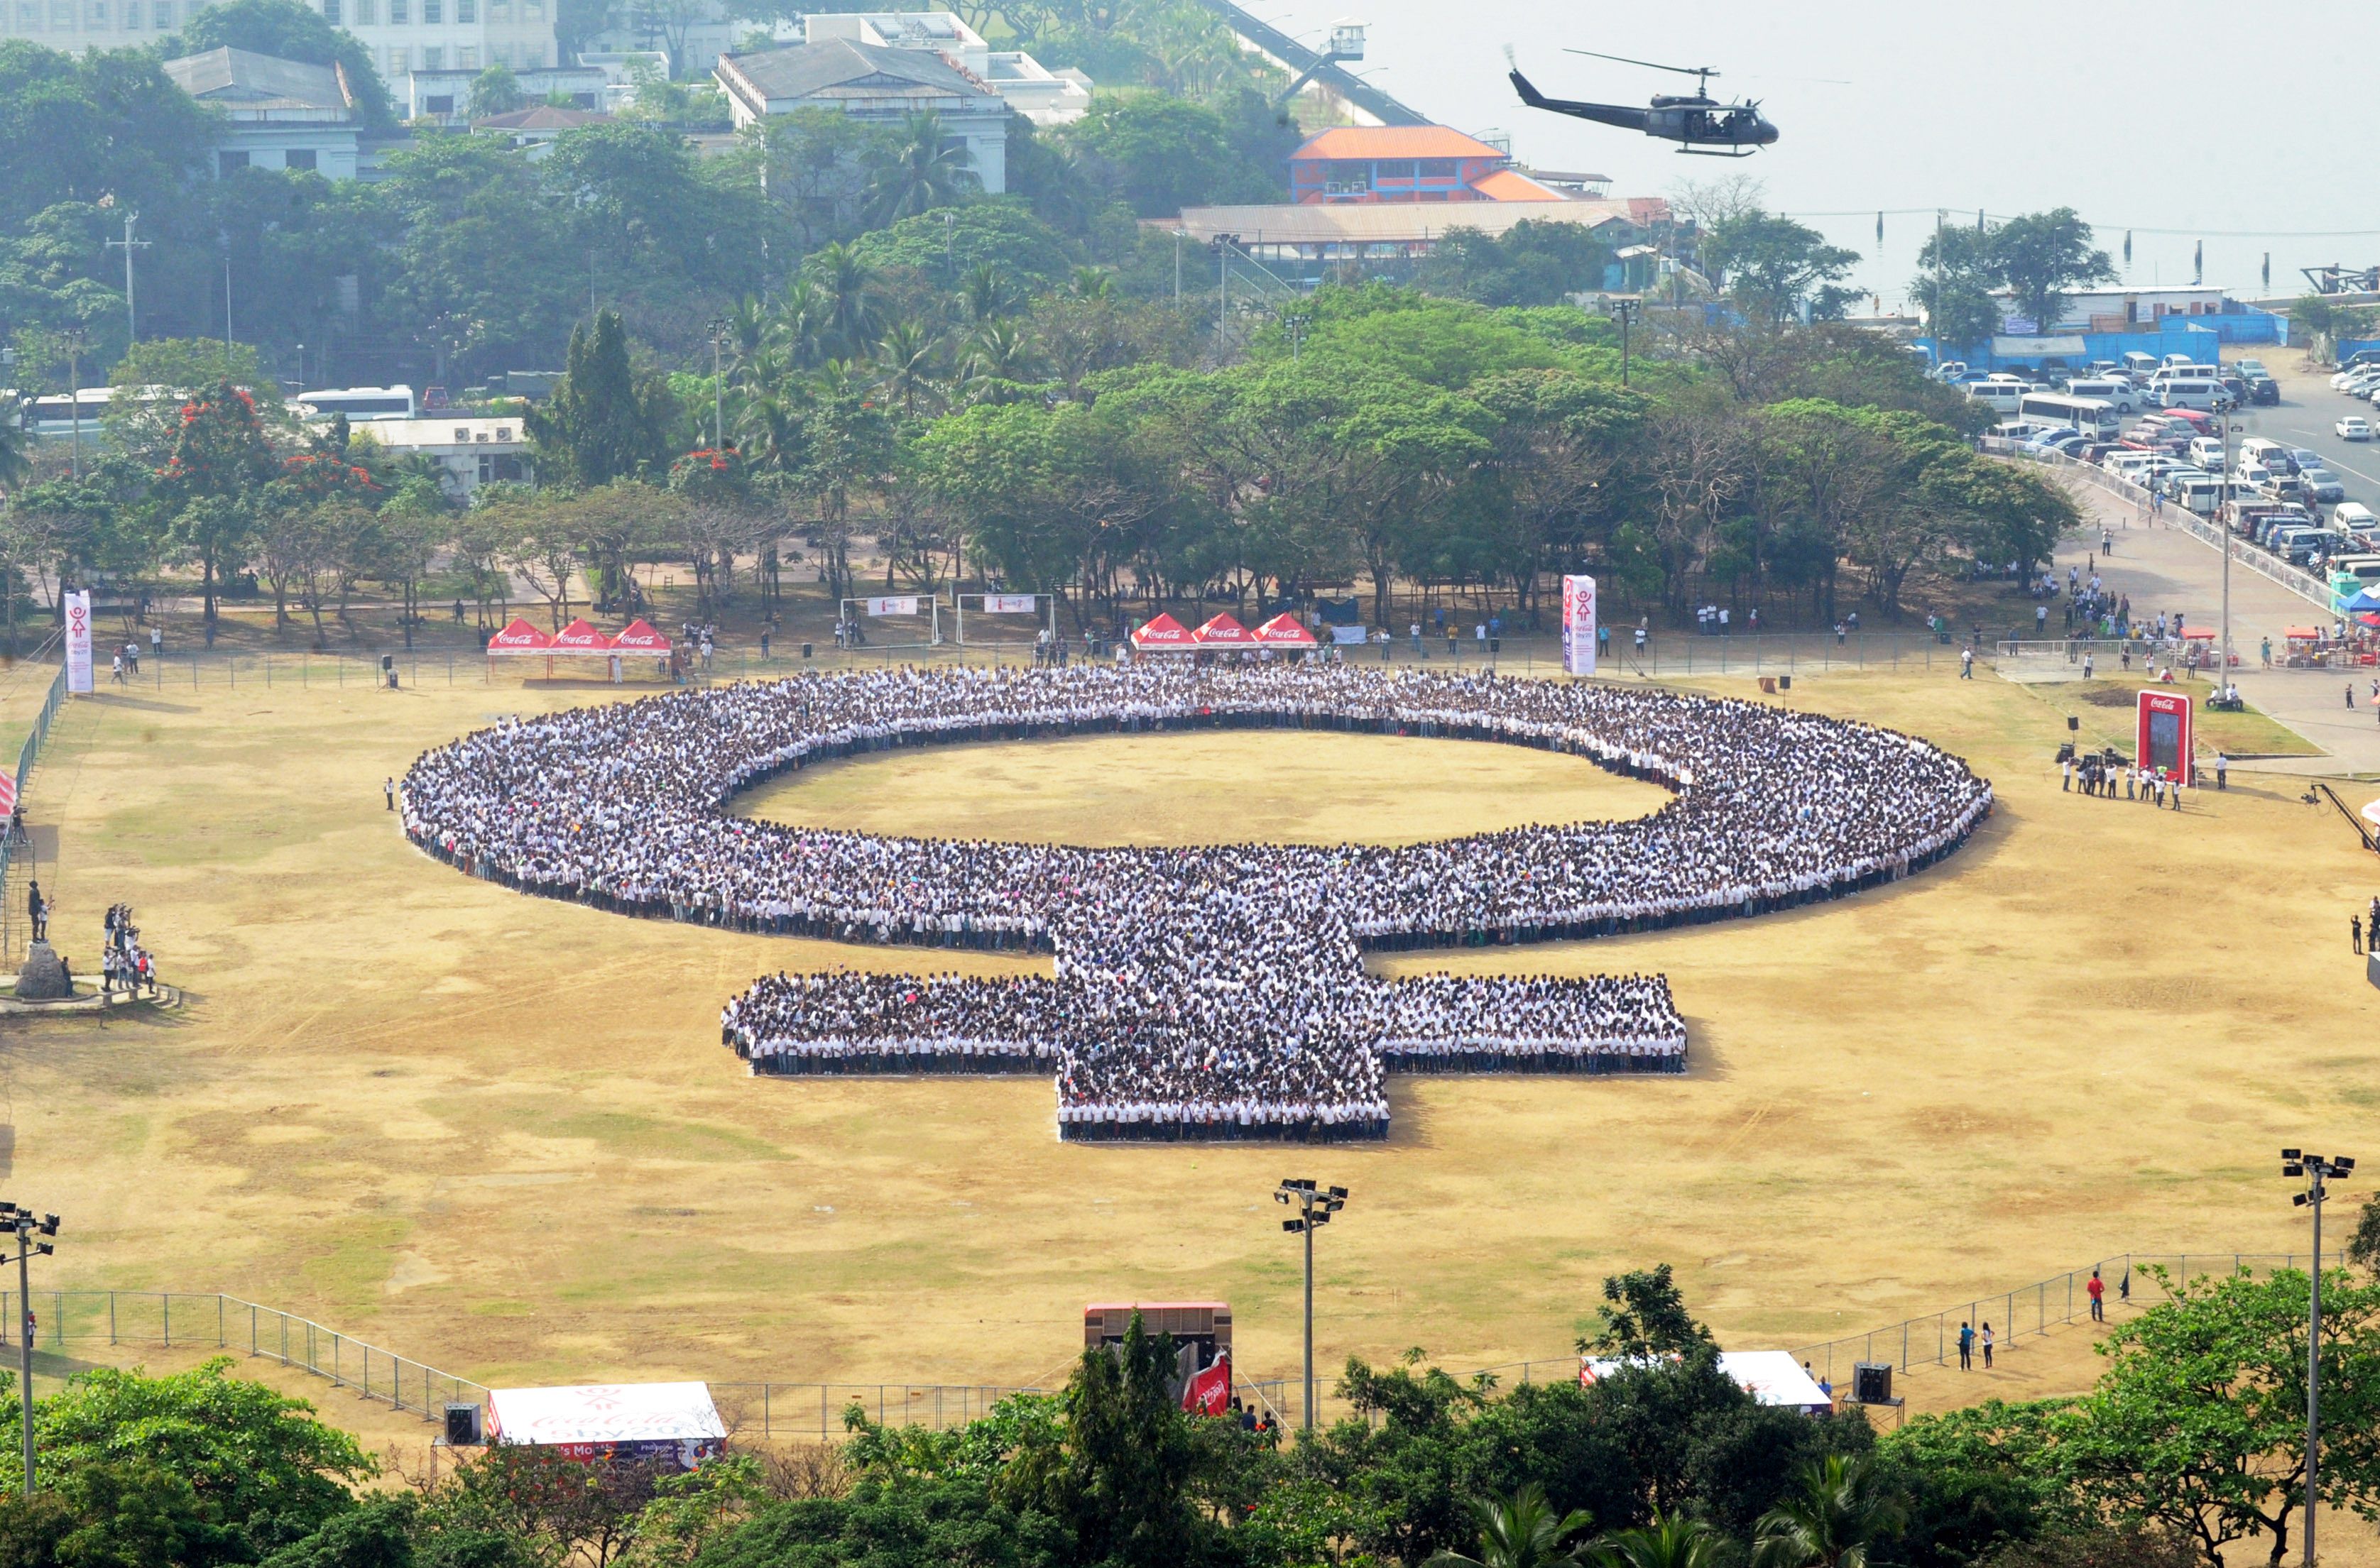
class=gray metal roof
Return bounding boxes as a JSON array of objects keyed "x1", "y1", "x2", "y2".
[
  {"x1": 718, "y1": 37, "x2": 997, "y2": 107},
  {"x1": 1189, "y1": 0, "x2": 1429, "y2": 128},
  {"x1": 163, "y1": 48, "x2": 353, "y2": 114}
]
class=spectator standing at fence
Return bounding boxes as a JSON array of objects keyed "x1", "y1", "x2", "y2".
[
  {"x1": 1981, "y1": 1322, "x2": 1995, "y2": 1369},
  {"x1": 151, "y1": 625, "x2": 162, "y2": 660},
  {"x1": 1958, "y1": 1320, "x2": 1974, "y2": 1369},
  {"x1": 2088, "y1": 1269, "x2": 2105, "y2": 1322}
]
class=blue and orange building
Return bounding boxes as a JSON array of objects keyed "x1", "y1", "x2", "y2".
[{"x1": 1285, "y1": 125, "x2": 1568, "y2": 205}]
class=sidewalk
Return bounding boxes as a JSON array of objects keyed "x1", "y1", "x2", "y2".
[{"x1": 2053, "y1": 487, "x2": 2380, "y2": 776}]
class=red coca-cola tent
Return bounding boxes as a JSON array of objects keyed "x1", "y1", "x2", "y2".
[
  {"x1": 550, "y1": 618, "x2": 611, "y2": 653},
  {"x1": 1251, "y1": 613, "x2": 1319, "y2": 647},
  {"x1": 1131, "y1": 613, "x2": 1196, "y2": 652},
  {"x1": 611, "y1": 618, "x2": 672, "y2": 653},
  {"x1": 485, "y1": 617, "x2": 555, "y2": 655},
  {"x1": 1190, "y1": 612, "x2": 1258, "y2": 647}
]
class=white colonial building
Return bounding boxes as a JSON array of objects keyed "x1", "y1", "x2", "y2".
[
  {"x1": 714, "y1": 34, "x2": 1012, "y2": 192},
  {"x1": 791, "y1": 13, "x2": 1088, "y2": 124},
  {"x1": 163, "y1": 48, "x2": 364, "y2": 179},
  {"x1": 351, "y1": 415, "x2": 532, "y2": 499}
]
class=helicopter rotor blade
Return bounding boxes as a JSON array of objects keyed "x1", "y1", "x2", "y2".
[{"x1": 1560, "y1": 46, "x2": 1717, "y2": 80}]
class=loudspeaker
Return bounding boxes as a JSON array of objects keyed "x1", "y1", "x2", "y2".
[
  {"x1": 1852, "y1": 1362, "x2": 1892, "y2": 1405},
  {"x1": 444, "y1": 1402, "x2": 484, "y2": 1446},
  {"x1": 2068, "y1": 715, "x2": 2080, "y2": 731},
  {"x1": 1779, "y1": 675, "x2": 1793, "y2": 691}
]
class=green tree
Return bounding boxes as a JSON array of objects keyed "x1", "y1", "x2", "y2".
[
  {"x1": 33, "y1": 1358, "x2": 374, "y2": 1550},
  {"x1": 1060, "y1": 90, "x2": 1279, "y2": 218},
  {"x1": 526, "y1": 309, "x2": 667, "y2": 488},
  {"x1": 1426, "y1": 1481, "x2": 1594, "y2": 1568},
  {"x1": 166, "y1": 0, "x2": 396, "y2": 131},
  {"x1": 1587, "y1": 1513, "x2": 1723, "y2": 1568},
  {"x1": 1580, "y1": 1265, "x2": 1718, "y2": 1361},
  {"x1": 2059, "y1": 1266, "x2": 2380, "y2": 1567},
  {"x1": 466, "y1": 62, "x2": 525, "y2": 117},
  {"x1": 2349, "y1": 1192, "x2": 2380, "y2": 1271},
  {"x1": 1705, "y1": 211, "x2": 1860, "y2": 323},
  {"x1": 866, "y1": 110, "x2": 981, "y2": 224},
  {"x1": 1751, "y1": 1454, "x2": 1908, "y2": 1568},
  {"x1": 1987, "y1": 209, "x2": 2114, "y2": 337},
  {"x1": 0, "y1": 392, "x2": 27, "y2": 494},
  {"x1": 848, "y1": 202, "x2": 1079, "y2": 295},
  {"x1": 1416, "y1": 221, "x2": 1615, "y2": 308},
  {"x1": 1047, "y1": 1314, "x2": 1219, "y2": 1567}
]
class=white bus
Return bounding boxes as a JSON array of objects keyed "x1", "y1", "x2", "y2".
[
  {"x1": 2016, "y1": 393, "x2": 2118, "y2": 439},
  {"x1": 293, "y1": 385, "x2": 417, "y2": 422}
]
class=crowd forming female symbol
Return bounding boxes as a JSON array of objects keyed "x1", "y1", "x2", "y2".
[{"x1": 402, "y1": 664, "x2": 1992, "y2": 1144}]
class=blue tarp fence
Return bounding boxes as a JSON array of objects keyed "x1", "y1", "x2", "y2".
[{"x1": 1921, "y1": 312, "x2": 2288, "y2": 371}]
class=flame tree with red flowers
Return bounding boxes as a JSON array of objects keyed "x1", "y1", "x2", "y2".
[{"x1": 155, "y1": 380, "x2": 278, "y2": 643}]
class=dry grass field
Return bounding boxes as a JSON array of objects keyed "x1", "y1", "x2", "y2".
[{"x1": 7, "y1": 657, "x2": 2379, "y2": 1442}]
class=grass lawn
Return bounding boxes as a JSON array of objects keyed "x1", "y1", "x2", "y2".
[{"x1": 9, "y1": 659, "x2": 2375, "y2": 1455}]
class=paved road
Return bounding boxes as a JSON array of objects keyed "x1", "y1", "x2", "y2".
[
  {"x1": 2047, "y1": 481, "x2": 2380, "y2": 775},
  {"x1": 2234, "y1": 355, "x2": 2380, "y2": 514}
]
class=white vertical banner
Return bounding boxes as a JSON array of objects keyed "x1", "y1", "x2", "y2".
[
  {"x1": 64, "y1": 589, "x2": 93, "y2": 693},
  {"x1": 1561, "y1": 574, "x2": 1597, "y2": 676}
]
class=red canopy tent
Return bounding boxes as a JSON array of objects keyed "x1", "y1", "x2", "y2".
[
  {"x1": 611, "y1": 618, "x2": 673, "y2": 653},
  {"x1": 550, "y1": 618, "x2": 611, "y2": 653},
  {"x1": 1190, "y1": 612, "x2": 1258, "y2": 648},
  {"x1": 1251, "y1": 613, "x2": 1319, "y2": 648},
  {"x1": 486, "y1": 617, "x2": 555, "y2": 655},
  {"x1": 1131, "y1": 613, "x2": 1196, "y2": 652}
]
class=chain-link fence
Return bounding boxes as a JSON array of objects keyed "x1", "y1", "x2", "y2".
[
  {"x1": 1784, "y1": 1250, "x2": 2345, "y2": 1386},
  {"x1": 0, "y1": 1290, "x2": 483, "y2": 1421}
]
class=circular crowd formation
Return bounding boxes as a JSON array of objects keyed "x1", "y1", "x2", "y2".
[{"x1": 400, "y1": 664, "x2": 1993, "y2": 1141}]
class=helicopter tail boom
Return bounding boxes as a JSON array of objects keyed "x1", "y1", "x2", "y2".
[{"x1": 1506, "y1": 69, "x2": 1652, "y2": 132}]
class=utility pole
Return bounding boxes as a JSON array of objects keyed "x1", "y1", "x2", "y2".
[
  {"x1": 2220, "y1": 397, "x2": 2238, "y2": 676},
  {"x1": 62, "y1": 328, "x2": 84, "y2": 481},
  {"x1": 2283, "y1": 1149, "x2": 2355, "y2": 1568},
  {"x1": 1607, "y1": 297, "x2": 1640, "y2": 387},
  {"x1": 708, "y1": 318, "x2": 727, "y2": 451},
  {"x1": 106, "y1": 215, "x2": 150, "y2": 345}
]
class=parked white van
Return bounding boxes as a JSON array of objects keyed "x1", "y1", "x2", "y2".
[
  {"x1": 1967, "y1": 382, "x2": 2028, "y2": 416},
  {"x1": 2152, "y1": 378, "x2": 2222, "y2": 410},
  {"x1": 2067, "y1": 376, "x2": 2144, "y2": 414}
]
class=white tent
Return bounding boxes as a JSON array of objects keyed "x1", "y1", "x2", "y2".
[
  {"x1": 1578, "y1": 1350, "x2": 1833, "y2": 1412},
  {"x1": 484, "y1": 1381, "x2": 726, "y2": 1468}
]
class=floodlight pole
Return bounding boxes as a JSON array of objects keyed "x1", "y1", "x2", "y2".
[
  {"x1": 1274, "y1": 1178, "x2": 1346, "y2": 1432},
  {"x1": 13, "y1": 1227, "x2": 28, "y2": 1491},
  {"x1": 2283, "y1": 1148, "x2": 2354, "y2": 1568}
]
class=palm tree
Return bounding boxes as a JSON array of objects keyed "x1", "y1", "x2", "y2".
[
  {"x1": 959, "y1": 317, "x2": 1041, "y2": 389},
  {"x1": 1067, "y1": 265, "x2": 1116, "y2": 302},
  {"x1": 873, "y1": 317, "x2": 944, "y2": 417},
  {"x1": 0, "y1": 395, "x2": 30, "y2": 495},
  {"x1": 1425, "y1": 1484, "x2": 1593, "y2": 1568},
  {"x1": 866, "y1": 110, "x2": 978, "y2": 224},
  {"x1": 961, "y1": 261, "x2": 1018, "y2": 325},
  {"x1": 1583, "y1": 1513, "x2": 1723, "y2": 1568},
  {"x1": 1749, "y1": 1456, "x2": 1908, "y2": 1568},
  {"x1": 806, "y1": 243, "x2": 881, "y2": 361},
  {"x1": 770, "y1": 276, "x2": 834, "y2": 373}
]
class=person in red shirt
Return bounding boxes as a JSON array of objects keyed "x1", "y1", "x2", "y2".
[{"x1": 2087, "y1": 1268, "x2": 2107, "y2": 1322}]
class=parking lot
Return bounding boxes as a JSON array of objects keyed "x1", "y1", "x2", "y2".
[{"x1": 2238, "y1": 352, "x2": 2380, "y2": 515}]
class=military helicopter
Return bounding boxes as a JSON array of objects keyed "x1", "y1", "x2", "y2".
[{"x1": 1507, "y1": 47, "x2": 1779, "y2": 157}]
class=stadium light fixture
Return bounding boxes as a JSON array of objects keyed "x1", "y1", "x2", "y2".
[
  {"x1": 2283, "y1": 1148, "x2": 2353, "y2": 1568},
  {"x1": 0, "y1": 1204, "x2": 59, "y2": 1491},
  {"x1": 1275, "y1": 1178, "x2": 1348, "y2": 1434}
]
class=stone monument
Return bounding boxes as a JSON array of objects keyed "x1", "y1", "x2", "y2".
[{"x1": 15, "y1": 941, "x2": 68, "y2": 1001}]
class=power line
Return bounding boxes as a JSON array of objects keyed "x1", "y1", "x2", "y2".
[{"x1": 1777, "y1": 207, "x2": 2380, "y2": 240}]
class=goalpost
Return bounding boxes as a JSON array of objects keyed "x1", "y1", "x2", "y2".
[
  {"x1": 839, "y1": 594, "x2": 952, "y2": 649},
  {"x1": 952, "y1": 593, "x2": 1059, "y2": 648}
]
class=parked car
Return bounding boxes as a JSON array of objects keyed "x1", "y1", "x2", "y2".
[
  {"x1": 2237, "y1": 358, "x2": 2269, "y2": 378},
  {"x1": 2303, "y1": 468, "x2": 2348, "y2": 504},
  {"x1": 2337, "y1": 416, "x2": 2371, "y2": 441},
  {"x1": 2248, "y1": 376, "x2": 2281, "y2": 405}
]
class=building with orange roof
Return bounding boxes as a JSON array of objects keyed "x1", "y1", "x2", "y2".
[{"x1": 1287, "y1": 124, "x2": 1567, "y2": 206}]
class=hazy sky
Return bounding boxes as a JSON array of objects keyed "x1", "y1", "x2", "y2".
[{"x1": 1262, "y1": 0, "x2": 2380, "y2": 308}]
